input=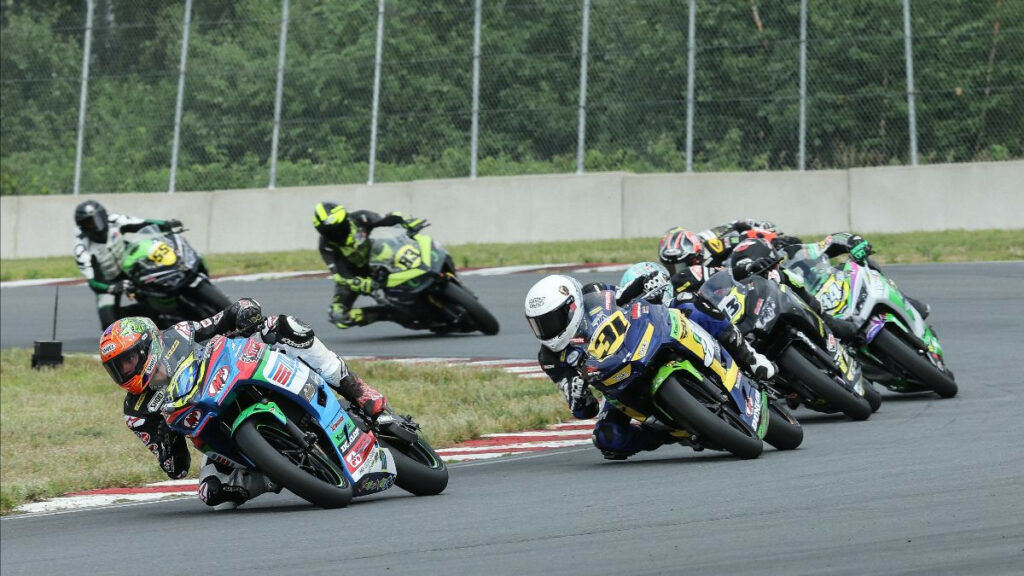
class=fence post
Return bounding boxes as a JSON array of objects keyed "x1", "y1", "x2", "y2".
[
  {"x1": 575, "y1": 0, "x2": 591, "y2": 175},
  {"x1": 685, "y1": 0, "x2": 696, "y2": 172},
  {"x1": 902, "y1": 0, "x2": 919, "y2": 165},
  {"x1": 368, "y1": 0, "x2": 386, "y2": 185},
  {"x1": 268, "y1": 0, "x2": 290, "y2": 189},
  {"x1": 168, "y1": 0, "x2": 193, "y2": 194},
  {"x1": 798, "y1": 0, "x2": 807, "y2": 171},
  {"x1": 72, "y1": 0, "x2": 95, "y2": 196},
  {"x1": 470, "y1": 0, "x2": 482, "y2": 179}
]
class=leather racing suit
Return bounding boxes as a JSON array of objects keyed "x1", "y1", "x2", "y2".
[
  {"x1": 74, "y1": 213, "x2": 178, "y2": 328},
  {"x1": 319, "y1": 210, "x2": 427, "y2": 328}
]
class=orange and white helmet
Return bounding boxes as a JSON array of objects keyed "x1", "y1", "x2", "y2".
[{"x1": 99, "y1": 317, "x2": 163, "y2": 395}]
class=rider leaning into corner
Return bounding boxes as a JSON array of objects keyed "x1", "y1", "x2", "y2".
[
  {"x1": 657, "y1": 220, "x2": 931, "y2": 322},
  {"x1": 312, "y1": 202, "x2": 429, "y2": 329},
  {"x1": 524, "y1": 272, "x2": 776, "y2": 461},
  {"x1": 99, "y1": 298, "x2": 389, "y2": 510},
  {"x1": 73, "y1": 200, "x2": 183, "y2": 329}
]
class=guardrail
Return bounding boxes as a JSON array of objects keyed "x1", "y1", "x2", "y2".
[{"x1": 2, "y1": 161, "x2": 1021, "y2": 259}]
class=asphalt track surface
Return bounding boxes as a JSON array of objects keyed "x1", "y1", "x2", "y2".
[{"x1": 3, "y1": 262, "x2": 1023, "y2": 575}]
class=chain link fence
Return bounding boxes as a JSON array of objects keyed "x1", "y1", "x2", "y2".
[{"x1": 1, "y1": 0, "x2": 1021, "y2": 195}]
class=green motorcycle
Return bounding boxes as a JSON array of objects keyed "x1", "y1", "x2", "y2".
[
  {"x1": 783, "y1": 243, "x2": 957, "y2": 398},
  {"x1": 120, "y1": 225, "x2": 232, "y2": 328},
  {"x1": 365, "y1": 229, "x2": 499, "y2": 335}
]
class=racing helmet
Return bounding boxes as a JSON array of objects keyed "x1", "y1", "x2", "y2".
[
  {"x1": 658, "y1": 227, "x2": 704, "y2": 271},
  {"x1": 74, "y1": 200, "x2": 109, "y2": 243},
  {"x1": 619, "y1": 261, "x2": 672, "y2": 307},
  {"x1": 312, "y1": 202, "x2": 354, "y2": 246},
  {"x1": 99, "y1": 317, "x2": 164, "y2": 395},
  {"x1": 524, "y1": 275, "x2": 584, "y2": 352},
  {"x1": 729, "y1": 238, "x2": 781, "y2": 280}
]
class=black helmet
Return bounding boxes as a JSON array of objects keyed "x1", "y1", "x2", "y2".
[
  {"x1": 75, "y1": 200, "x2": 109, "y2": 243},
  {"x1": 312, "y1": 202, "x2": 355, "y2": 245},
  {"x1": 729, "y1": 238, "x2": 780, "y2": 280}
]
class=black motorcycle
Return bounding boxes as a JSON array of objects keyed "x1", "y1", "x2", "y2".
[{"x1": 699, "y1": 268, "x2": 878, "y2": 420}]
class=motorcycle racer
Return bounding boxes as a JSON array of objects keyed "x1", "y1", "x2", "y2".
[
  {"x1": 73, "y1": 200, "x2": 182, "y2": 328},
  {"x1": 99, "y1": 298, "x2": 388, "y2": 509},
  {"x1": 658, "y1": 219, "x2": 802, "y2": 276},
  {"x1": 312, "y1": 202, "x2": 429, "y2": 329},
  {"x1": 524, "y1": 272, "x2": 774, "y2": 461}
]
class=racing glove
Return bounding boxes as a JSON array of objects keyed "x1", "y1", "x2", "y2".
[
  {"x1": 107, "y1": 279, "x2": 133, "y2": 295},
  {"x1": 336, "y1": 274, "x2": 376, "y2": 295},
  {"x1": 227, "y1": 298, "x2": 263, "y2": 337},
  {"x1": 615, "y1": 271, "x2": 666, "y2": 306},
  {"x1": 846, "y1": 235, "x2": 873, "y2": 263},
  {"x1": 160, "y1": 219, "x2": 184, "y2": 232},
  {"x1": 402, "y1": 216, "x2": 429, "y2": 236},
  {"x1": 556, "y1": 375, "x2": 598, "y2": 418}
]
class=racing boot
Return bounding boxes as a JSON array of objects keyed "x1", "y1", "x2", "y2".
[
  {"x1": 197, "y1": 455, "x2": 280, "y2": 510},
  {"x1": 719, "y1": 325, "x2": 777, "y2": 381}
]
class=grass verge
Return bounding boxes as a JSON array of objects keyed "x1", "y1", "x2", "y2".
[
  {"x1": 0, "y1": 349, "x2": 565, "y2": 515},
  {"x1": 2, "y1": 229, "x2": 1021, "y2": 282}
]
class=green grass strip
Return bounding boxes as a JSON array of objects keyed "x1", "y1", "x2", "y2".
[
  {"x1": 0, "y1": 349, "x2": 565, "y2": 515},
  {"x1": 3, "y1": 229, "x2": 1021, "y2": 282}
]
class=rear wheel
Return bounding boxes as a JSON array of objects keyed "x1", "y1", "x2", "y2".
[
  {"x1": 379, "y1": 437, "x2": 448, "y2": 496},
  {"x1": 654, "y1": 374, "x2": 763, "y2": 460},
  {"x1": 870, "y1": 327, "x2": 957, "y2": 398},
  {"x1": 778, "y1": 346, "x2": 872, "y2": 421},
  {"x1": 442, "y1": 282, "x2": 500, "y2": 335},
  {"x1": 763, "y1": 401, "x2": 803, "y2": 450},
  {"x1": 235, "y1": 415, "x2": 353, "y2": 509}
]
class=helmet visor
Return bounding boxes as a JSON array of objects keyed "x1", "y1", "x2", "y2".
[
  {"x1": 527, "y1": 298, "x2": 575, "y2": 341},
  {"x1": 102, "y1": 341, "x2": 148, "y2": 386}
]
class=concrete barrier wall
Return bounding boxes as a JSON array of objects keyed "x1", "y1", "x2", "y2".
[{"x1": 2, "y1": 161, "x2": 1021, "y2": 259}]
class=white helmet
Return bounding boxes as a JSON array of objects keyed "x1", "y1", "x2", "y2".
[{"x1": 524, "y1": 274, "x2": 584, "y2": 352}]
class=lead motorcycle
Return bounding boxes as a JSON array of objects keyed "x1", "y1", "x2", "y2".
[
  {"x1": 120, "y1": 224, "x2": 232, "y2": 328},
  {"x1": 580, "y1": 287, "x2": 803, "y2": 460},
  {"x1": 161, "y1": 333, "x2": 448, "y2": 508},
  {"x1": 365, "y1": 227, "x2": 499, "y2": 335},
  {"x1": 783, "y1": 243, "x2": 957, "y2": 398},
  {"x1": 699, "y1": 268, "x2": 878, "y2": 420}
]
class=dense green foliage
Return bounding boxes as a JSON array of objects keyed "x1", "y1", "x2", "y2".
[{"x1": 1, "y1": 0, "x2": 1021, "y2": 195}]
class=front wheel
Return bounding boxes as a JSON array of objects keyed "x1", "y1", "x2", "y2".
[
  {"x1": 778, "y1": 346, "x2": 873, "y2": 421},
  {"x1": 235, "y1": 415, "x2": 353, "y2": 509},
  {"x1": 379, "y1": 437, "x2": 448, "y2": 496},
  {"x1": 870, "y1": 327, "x2": 957, "y2": 398},
  {"x1": 442, "y1": 282, "x2": 500, "y2": 335},
  {"x1": 654, "y1": 375, "x2": 763, "y2": 460},
  {"x1": 184, "y1": 279, "x2": 233, "y2": 318},
  {"x1": 763, "y1": 401, "x2": 803, "y2": 450}
]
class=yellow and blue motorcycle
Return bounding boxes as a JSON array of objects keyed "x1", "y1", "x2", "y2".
[{"x1": 580, "y1": 288, "x2": 802, "y2": 459}]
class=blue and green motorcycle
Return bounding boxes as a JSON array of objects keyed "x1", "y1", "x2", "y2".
[{"x1": 580, "y1": 288, "x2": 803, "y2": 459}]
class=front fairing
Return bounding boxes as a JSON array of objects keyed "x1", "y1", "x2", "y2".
[
  {"x1": 122, "y1": 226, "x2": 200, "y2": 295},
  {"x1": 369, "y1": 232, "x2": 443, "y2": 298},
  {"x1": 162, "y1": 337, "x2": 397, "y2": 496},
  {"x1": 580, "y1": 291, "x2": 757, "y2": 430}
]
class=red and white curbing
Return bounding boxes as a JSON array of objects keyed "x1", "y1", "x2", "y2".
[
  {"x1": 15, "y1": 356, "x2": 593, "y2": 514},
  {"x1": 17, "y1": 420, "x2": 594, "y2": 514}
]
